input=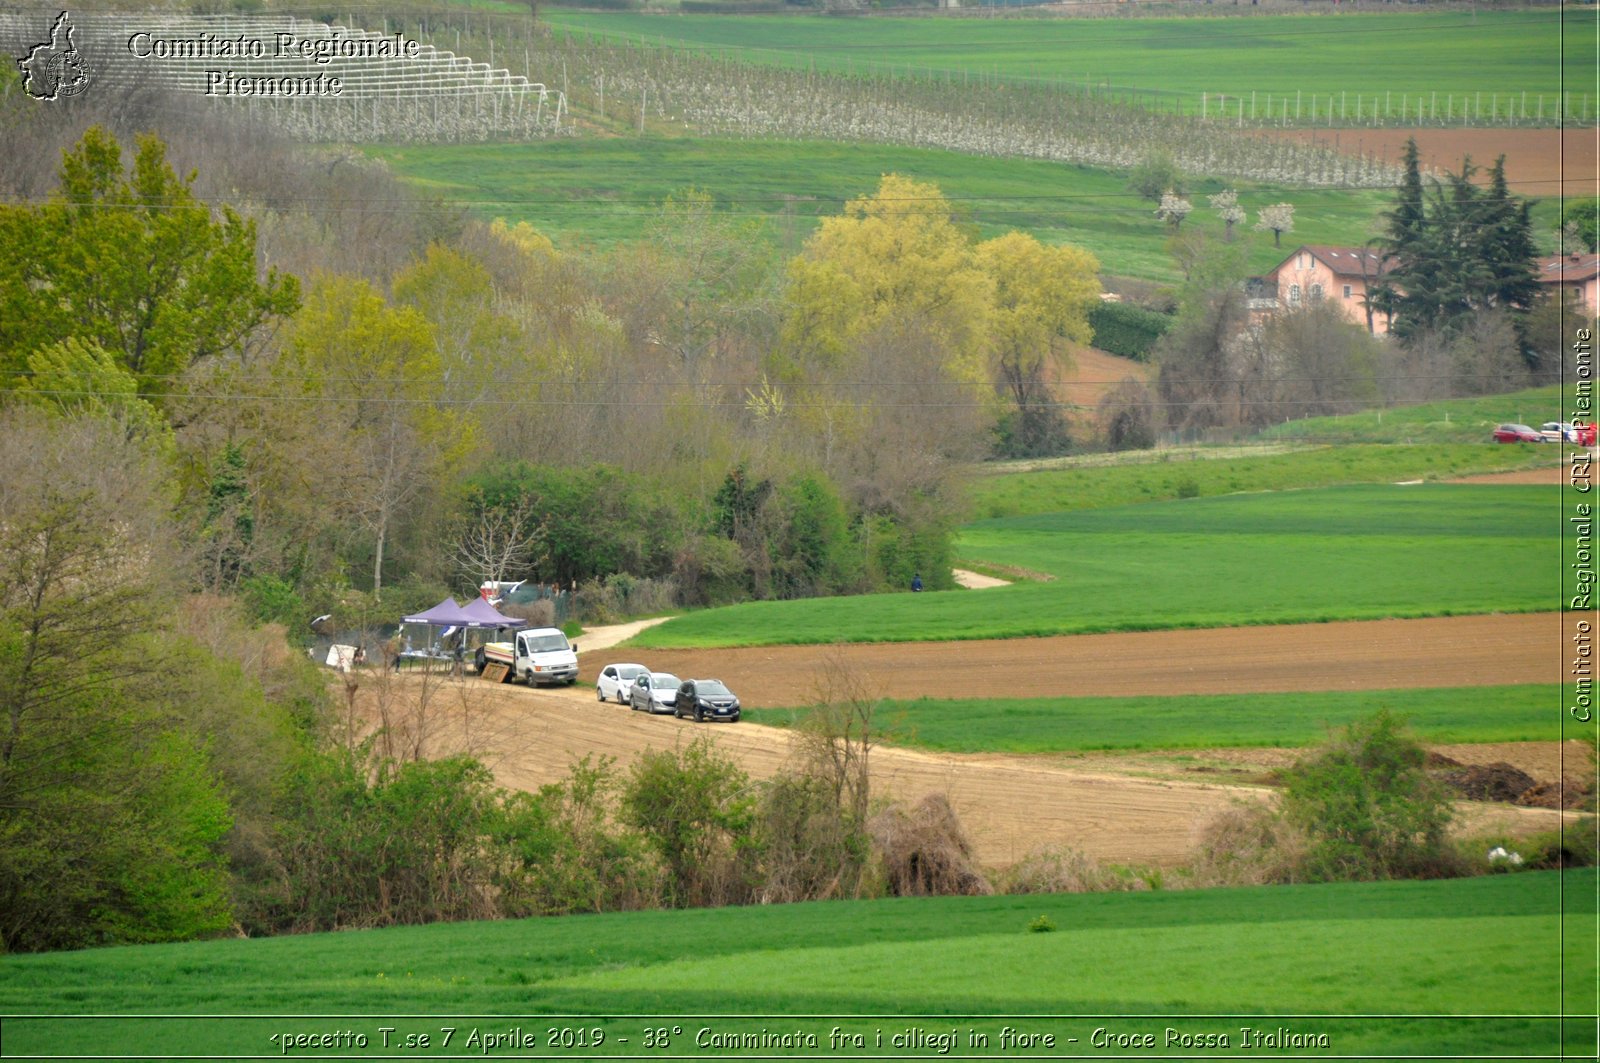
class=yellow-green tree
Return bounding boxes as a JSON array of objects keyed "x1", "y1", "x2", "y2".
[
  {"x1": 974, "y1": 232, "x2": 1099, "y2": 456},
  {"x1": 0, "y1": 126, "x2": 297, "y2": 398},
  {"x1": 781, "y1": 174, "x2": 992, "y2": 384},
  {"x1": 277, "y1": 275, "x2": 476, "y2": 597}
]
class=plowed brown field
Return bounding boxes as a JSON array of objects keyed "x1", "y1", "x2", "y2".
[
  {"x1": 350, "y1": 613, "x2": 1572, "y2": 869},
  {"x1": 1264, "y1": 126, "x2": 1595, "y2": 195},
  {"x1": 623, "y1": 612, "x2": 1563, "y2": 709}
]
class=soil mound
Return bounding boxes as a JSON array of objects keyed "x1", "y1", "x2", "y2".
[
  {"x1": 1516, "y1": 779, "x2": 1591, "y2": 811},
  {"x1": 1437, "y1": 762, "x2": 1537, "y2": 803}
]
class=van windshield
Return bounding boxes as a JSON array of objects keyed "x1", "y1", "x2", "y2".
[{"x1": 522, "y1": 633, "x2": 570, "y2": 653}]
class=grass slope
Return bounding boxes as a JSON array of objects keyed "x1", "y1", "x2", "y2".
[
  {"x1": 1, "y1": 872, "x2": 1592, "y2": 1056},
  {"x1": 746, "y1": 684, "x2": 1562, "y2": 752},
  {"x1": 968, "y1": 441, "x2": 1553, "y2": 520},
  {"x1": 545, "y1": 9, "x2": 1572, "y2": 104},
  {"x1": 1255, "y1": 384, "x2": 1575, "y2": 445},
  {"x1": 370, "y1": 137, "x2": 1390, "y2": 278},
  {"x1": 631, "y1": 483, "x2": 1557, "y2": 648}
]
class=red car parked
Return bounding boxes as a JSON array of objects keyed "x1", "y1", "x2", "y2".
[{"x1": 1492, "y1": 423, "x2": 1543, "y2": 443}]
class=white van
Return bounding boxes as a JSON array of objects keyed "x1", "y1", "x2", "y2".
[{"x1": 480, "y1": 627, "x2": 579, "y2": 686}]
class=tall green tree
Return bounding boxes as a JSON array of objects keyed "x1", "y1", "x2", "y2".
[
  {"x1": 0, "y1": 126, "x2": 298, "y2": 398},
  {"x1": 1377, "y1": 147, "x2": 1540, "y2": 359}
]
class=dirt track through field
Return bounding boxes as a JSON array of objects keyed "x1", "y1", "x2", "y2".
[
  {"x1": 354, "y1": 613, "x2": 1571, "y2": 869},
  {"x1": 616, "y1": 612, "x2": 1565, "y2": 709}
]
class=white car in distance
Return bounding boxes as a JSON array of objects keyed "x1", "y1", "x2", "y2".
[{"x1": 596, "y1": 662, "x2": 648, "y2": 703}]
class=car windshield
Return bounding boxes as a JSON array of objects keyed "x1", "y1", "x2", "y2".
[
  {"x1": 617, "y1": 665, "x2": 644, "y2": 680},
  {"x1": 651, "y1": 673, "x2": 680, "y2": 689},
  {"x1": 523, "y1": 633, "x2": 569, "y2": 652},
  {"x1": 696, "y1": 680, "x2": 733, "y2": 697}
]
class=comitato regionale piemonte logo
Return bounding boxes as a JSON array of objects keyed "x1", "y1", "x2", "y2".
[{"x1": 18, "y1": 11, "x2": 90, "y2": 100}]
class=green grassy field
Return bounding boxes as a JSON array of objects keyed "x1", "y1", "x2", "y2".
[
  {"x1": 629, "y1": 483, "x2": 1556, "y2": 648},
  {"x1": 1, "y1": 871, "x2": 1592, "y2": 1056},
  {"x1": 747, "y1": 684, "x2": 1561, "y2": 753},
  {"x1": 1254, "y1": 384, "x2": 1579, "y2": 445},
  {"x1": 545, "y1": 9, "x2": 1575, "y2": 106},
  {"x1": 968, "y1": 441, "x2": 1554, "y2": 520},
  {"x1": 370, "y1": 138, "x2": 1393, "y2": 278}
]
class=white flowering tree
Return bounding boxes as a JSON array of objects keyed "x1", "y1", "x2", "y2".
[
  {"x1": 1209, "y1": 189, "x2": 1246, "y2": 242},
  {"x1": 1255, "y1": 202, "x2": 1297, "y2": 248},
  {"x1": 1156, "y1": 191, "x2": 1193, "y2": 230}
]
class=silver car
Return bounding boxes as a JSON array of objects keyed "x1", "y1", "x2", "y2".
[{"x1": 628, "y1": 671, "x2": 681, "y2": 714}]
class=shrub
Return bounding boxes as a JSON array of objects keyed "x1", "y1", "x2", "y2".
[
  {"x1": 501, "y1": 598, "x2": 555, "y2": 628},
  {"x1": 619, "y1": 738, "x2": 758, "y2": 907},
  {"x1": 1088, "y1": 301, "x2": 1174, "y2": 362},
  {"x1": 1098, "y1": 376, "x2": 1158, "y2": 452},
  {"x1": 1002, "y1": 845, "x2": 1124, "y2": 895},
  {"x1": 868, "y1": 794, "x2": 990, "y2": 897},
  {"x1": 1184, "y1": 802, "x2": 1303, "y2": 888},
  {"x1": 245, "y1": 750, "x2": 505, "y2": 933},
  {"x1": 492, "y1": 757, "x2": 663, "y2": 916},
  {"x1": 757, "y1": 661, "x2": 878, "y2": 902},
  {"x1": 1281, "y1": 710, "x2": 1460, "y2": 882}
]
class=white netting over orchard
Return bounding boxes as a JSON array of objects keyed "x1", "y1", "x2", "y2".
[{"x1": 0, "y1": 12, "x2": 566, "y2": 142}]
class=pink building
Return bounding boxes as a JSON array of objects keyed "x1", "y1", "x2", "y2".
[
  {"x1": 1536, "y1": 253, "x2": 1600, "y2": 317},
  {"x1": 1262, "y1": 245, "x2": 1392, "y2": 335}
]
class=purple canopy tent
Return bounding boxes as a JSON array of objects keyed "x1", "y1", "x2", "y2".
[
  {"x1": 400, "y1": 598, "x2": 473, "y2": 627},
  {"x1": 459, "y1": 596, "x2": 527, "y2": 631},
  {"x1": 395, "y1": 596, "x2": 527, "y2": 672}
]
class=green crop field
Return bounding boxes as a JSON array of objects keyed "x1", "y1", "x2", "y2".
[
  {"x1": 370, "y1": 137, "x2": 1394, "y2": 278},
  {"x1": 746, "y1": 684, "x2": 1562, "y2": 753},
  {"x1": 546, "y1": 9, "x2": 1576, "y2": 109},
  {"x1": 968, "y1": 441, "x2": 1554, "y2": 520},
  {"x1": 629, "y1": 483, "x2": 1557, "y2": 648},
  {"x1": 1, "y1": 871, "x2": 1593, "y2": 1056}
]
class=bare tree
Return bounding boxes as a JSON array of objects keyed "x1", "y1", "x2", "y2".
[{"x1": 449, "y1": 494, "x2": 547, "y2": 587}]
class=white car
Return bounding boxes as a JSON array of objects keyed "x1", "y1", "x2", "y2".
[
  {"x1": 1540, "y1": 421, "x2": 1577, "y2": 443},
  {"x1": 596, "y1": 662, "x2": 648, "y2": 703}
]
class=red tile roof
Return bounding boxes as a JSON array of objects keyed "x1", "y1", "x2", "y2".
[
  {"x1": 1270, "y1": 245, "x2": 1392, "y2": 279},
  {"x1": 1536, "y1": 254, "x2": 1600, "y2": 284}
]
